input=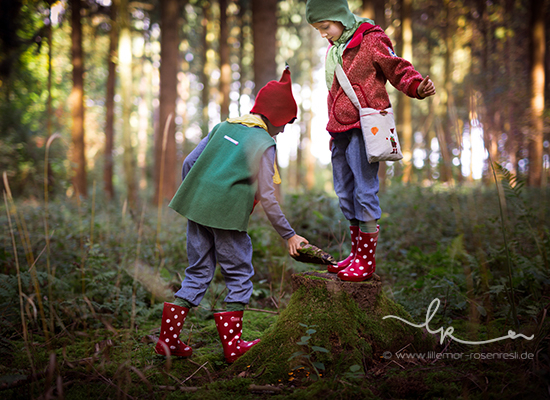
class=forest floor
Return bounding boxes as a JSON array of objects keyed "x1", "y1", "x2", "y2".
[
  {"x1": 1, "y1": 292, "x2": 546, "y2": 399},
  {"x1": 1, "y1": 183, "x2": 549, "y2": 398},
  {"x1": 1, "y1": 294, "x2": 546, "y2": 399}
]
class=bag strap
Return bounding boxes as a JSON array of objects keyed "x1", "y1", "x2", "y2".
[{"x1": 334, "y1": 63, "x2": 362, "y2": 111}]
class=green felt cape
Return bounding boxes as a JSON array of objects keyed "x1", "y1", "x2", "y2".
[{"x1": 169, "y1": 121, "x2": 275, "y2": 232}]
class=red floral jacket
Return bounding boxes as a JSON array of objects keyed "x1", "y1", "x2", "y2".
[{"x1": 326, "y1": 23, "x2": 424, "y2": 134}]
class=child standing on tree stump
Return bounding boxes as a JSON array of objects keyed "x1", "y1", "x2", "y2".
[
  {"x1": 154, "y1": 67, "x2": 308, "y2": 363},
  {"x1": 305, "y1": 0, "x2": 436, "y2": 282}
]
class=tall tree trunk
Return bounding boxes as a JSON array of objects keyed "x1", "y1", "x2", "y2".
[
  {"x1": 398, "y1": 0, "x2": 413, "y2": 183},
  {"x1": 47, "y1": 18, "x2": 53, "y2": 140},
  {"x1": 155, "y1": 0, "x2": 181, "y2": 203},
  {"x1": 304, "y1": 114, "x2": 315, "y2": 190},
  {"x1": 528, "y1": 0, "x2": 546, "y2": 187},
  {"x1": 252, "y1": 0, "x2": 279, "y2": 199},
  {"x1": 70, "y1": 0, "x2": 87, "y2": 197},
  {"x1": 362, "y1": 0, "x2": 387, "y2": 188},
  {"x1": 423, "y1": 32, "x2": 435, "y2": 183},
  {"x1": 439, "y1": 0, "x2": 455, "y2": 183},
  {"x1": 476, "y1": 0, "x2": 494, "y2": 185},
  {"x1": 504, "y1": 0, "x2": 519, "y2": 178},
  {"x1": 305, "y1": 31, "x2": 315, "y2": 191},
  {"x1": 237, "y1": 0, "x2": 250, "y2": 115},
  {"x1": 296, "y1": 125, "x2": 303, "y2": 189},
  {"x1": 252, "y1": 0, "x2": 277, "y2": 93},
  {"x1": 219, "y1": 0, "x2": 230, "y2": 121},
  {"x1": 361, "y1": 0, "x2": 386, "y2": 29},
  {"x1": 104, "y1": 2, "x2": 117, "y2": 200},
  {"x1": 46, "y1": 3, "x2": 54, "y2": 193},
  {"x1": 200, "y1": 2, "x2": 211, "y2": 137},
  {"x1": 118, "y1": 0, "x2": 137, "y2": 207},
  {"x1": 138, "y1": 58, "x2": 152, "y2": 191}
]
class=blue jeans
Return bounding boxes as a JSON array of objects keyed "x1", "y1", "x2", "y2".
[
  {"x1": 175, "y1": 220, "x2": 254, "y2": 306},
  {"x1": 331, "y1": 129, "x2": 381, "y2": 222}
]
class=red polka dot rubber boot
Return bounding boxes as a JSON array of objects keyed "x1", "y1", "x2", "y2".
[
  {"x1": 337, "y1": 226, "x2": 379, "y2": 282},
  {"x1": 154, "y1": 302, "x2": 193, "y2": 357},
  {"x1": 328, "y1": 225, "x2": 360, "y2": 273},
  {"x1": 214, "y1": 311, "x2": 260, "y2": 363}
]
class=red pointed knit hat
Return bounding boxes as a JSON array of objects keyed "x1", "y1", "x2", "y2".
[{"x1": 250, "y1": 67, "x2": 298, "y2": 126}]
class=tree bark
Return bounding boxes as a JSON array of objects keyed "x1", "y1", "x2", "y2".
[
  {"x1": 137, "y1": 57, "x2": 152, "y2": 192},
  {"x1": 155, "y1": 0, "x2": 181, "y2": 203},
  {"x1": 70, "y1": 0, "x2": 87, "y2": 197},
  {"x1": 251, "y1": 0, "x2": 277, "y2": 94},
  {"x1": 361, "y1": 0, "x2": 386, "y2": 30},
  {"x1": 291, "y1": 272, "x2": 382, "y2": 311},
  {"x1": 251, "y1": 0, "x2": 279, "y2": 199},
  {"x1": 398, "y1": 0, "x2": 413, "y2": 183},
  {"x1": 219, "y1": 0, "x2": 230, "y2": 121},
  {"x1": 104, "y1": 2, "x2": 117, "y2": 200},
  {"x1": 237, "y1": 0, "x2": 247, "y2": 115},
  {"x1": 229, "y1": 271, "x2": 435, "y2": 380},
  {"x1": 439, "y1": 0, "x2": 455, "y2": 183},
  {"x1": 362, "y1": 0, "x2": 387, "y2": 187},
  {"x1": 528, "y1": 0, "x2": 546, "y2": 187},
  {"x1": 46, "y1": 3, "x2": 54, "y2": 194},
  {"x1": 200, "y1": 2, "x2": 211, "y2": 137},
  {"x1": 305, "y1": 32, "x2": 315, "y2": 191},
  {"x1": 118, "y1": 0, "x2": 137, "y2": 208}
]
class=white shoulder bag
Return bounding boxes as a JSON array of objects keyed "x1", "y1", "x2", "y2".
[{"x1": 334, "y1": 63, "x2": 403, "y2": 163}]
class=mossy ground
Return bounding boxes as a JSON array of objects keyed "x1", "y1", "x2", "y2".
[
  {"x1": 1, "y1": 274, "x2": 547, "y2": 399},
  {"x1": 1, "y1": 190, "x2": 549, "y2": 398},
  {"x1": 229, "y1": 273, "x2": 435, "y2": 385}
]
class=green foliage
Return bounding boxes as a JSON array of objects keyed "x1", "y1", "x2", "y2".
[
  {"x1": 0, "y1": 0, "x2": 548, "y2": 396},
  {"x1": 0, "y1": 1, "x2": 70, "y2": 197},
  {"x1": 288, "y1": 323, "x2": 329, "y2": 380},
  {"x1": 374, "y1": 183, "x2": 550, "y2": 327},
  {"x1": 341, "y1": 364, "x2": 364, "y2": 381},
  {"x1": 0, "y1": 184, "x2": 548, "y2": 398}
]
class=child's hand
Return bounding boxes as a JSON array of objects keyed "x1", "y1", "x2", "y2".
[
  {"x1": 287, "y1": 234, "x2": 309, "y2": 257},
  {"x1": 417, "y1": 75, "x2": 436, "y2": 99}
]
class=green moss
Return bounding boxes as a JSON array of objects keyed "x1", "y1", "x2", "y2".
[
  {"x1": 229, "y1": 274, "x2": 434, "y2": 384},
  {"x1": 273, "y1": 379, "x2": 377, "y2": 399}
]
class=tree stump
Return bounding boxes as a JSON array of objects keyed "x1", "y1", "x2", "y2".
[
  {"x1": 291, "y1": 271, "x2": 382, "y2": 313},
  {"x1": 230, "y1": 271, "x2": 435, "y2": 384}
]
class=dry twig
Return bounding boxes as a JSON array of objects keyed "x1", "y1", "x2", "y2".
[{"x1": 181, "y1": 361, "x2": 209, "y2": 384}]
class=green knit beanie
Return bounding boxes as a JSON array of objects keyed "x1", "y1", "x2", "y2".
[
  {"x1": 306, "y1": 0, "x2": 374, "y2": 89},
  {"x1": 305, "y1": 0, "x2": 356, "y2": 29}
]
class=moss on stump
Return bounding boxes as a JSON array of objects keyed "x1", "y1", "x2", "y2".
[{"x1": 229, "y1": 271, "x2": 435, "y2": 384}]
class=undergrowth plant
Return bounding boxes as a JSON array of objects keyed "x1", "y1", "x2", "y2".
[
  {"x1": 0, "y1": 181, "x2": 548, "y2": 398},
  {"x1": 342, "y1": 364, "x2": 365, "y2": 381},
  {"x1": 495, "y1": 162, "x2": 549, "y2": 268},
  {"x1": 376, "y1": 180, "x2": 549, "y2": 331},
  {"x1": 288, "y1": 323, "x2": 329, "y2": 381}
]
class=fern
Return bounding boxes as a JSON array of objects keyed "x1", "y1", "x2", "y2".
[{"x1": 494, "y1": 162, "x2": 548, "y2": 268}]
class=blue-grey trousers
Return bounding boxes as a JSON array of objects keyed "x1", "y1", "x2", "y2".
[
  {"x1": 331, "y1": 129, "x2": 381, "y2": 222},
  {"x1": 175, "y1": 220, "x2": 254, "y2": 306}
]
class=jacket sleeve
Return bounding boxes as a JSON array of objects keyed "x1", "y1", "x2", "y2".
[
  {"x1": 181, "y1": 134, "x2": 210, "y2": 181},
  {"x1": 369, "y1": 32, "x2": 423, "y2": 99},
  {"x1": 257, "y1": 147, "x2": 296, "y2": 239}
]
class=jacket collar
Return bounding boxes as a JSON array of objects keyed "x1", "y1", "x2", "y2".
[
  {"x1": 327, "y1": 22, "x2": 376, "y2": 52},
  {"x1": 346, "y1": 22, "x2": 376, "y2": 49}
]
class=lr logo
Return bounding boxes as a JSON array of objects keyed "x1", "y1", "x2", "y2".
[{"x1": 383, "y1": 298, "x2": 534, "y2": 346}]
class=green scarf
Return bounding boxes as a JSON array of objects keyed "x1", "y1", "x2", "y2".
[
  {"x1": 325, "y1": 15, "x2": 373, "y2": 89},
  {"x1": 305, "y1": 0, "x2": 373, "y2": 89}
]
